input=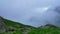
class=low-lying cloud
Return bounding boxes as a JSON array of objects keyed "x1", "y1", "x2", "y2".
[{"x1": 0, "y1": 0, "x2": 60, "y2": 27}]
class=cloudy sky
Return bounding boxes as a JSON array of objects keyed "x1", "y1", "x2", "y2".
[{"x1": 0, "y1": 0, "x2": 60, "y2": 27}]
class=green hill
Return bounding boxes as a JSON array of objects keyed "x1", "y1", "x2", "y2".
[
  {"x1": 3, "y1": 19, "x2": 36, "y2": 34},
  {"x1": 0, "y1": 16, "x2": 60, "y2": 34}
]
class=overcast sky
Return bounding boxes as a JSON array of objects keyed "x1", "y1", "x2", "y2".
[{"x1": 0, "y1": 0, "x2": 60, "y2": 27}]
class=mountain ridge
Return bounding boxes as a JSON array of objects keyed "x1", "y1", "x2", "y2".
[{"x1": 0, "y1": 16, "x2": 60, "y2": 34}]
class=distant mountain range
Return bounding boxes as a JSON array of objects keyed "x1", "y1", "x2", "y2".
[{"x1": 0, "y1": 16, "x2": 60, "y2": 34}]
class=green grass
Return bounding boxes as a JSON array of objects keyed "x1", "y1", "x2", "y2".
[
  {"x1": 28, "y1": 27, "x2": 60, "y2": 34},
  {"x1": 1, "y1": 19, "x2": 60, "y2": 34}
]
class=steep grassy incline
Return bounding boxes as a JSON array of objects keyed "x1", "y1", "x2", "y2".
[
  {"x1": 3, "y1": 19, "x2": 36, "y2": 34},
  {"x1": 0, "y1": 18, "x2": 60, "y2": 34}
]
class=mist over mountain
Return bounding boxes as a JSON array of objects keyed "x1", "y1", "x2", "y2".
[{"x1": 0, "y1": 0, "x2": 60, "y2": 27}]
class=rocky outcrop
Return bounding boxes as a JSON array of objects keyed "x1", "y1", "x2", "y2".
[{"x1": 0, "y1": 16, "x2": 7, "y2": 33}]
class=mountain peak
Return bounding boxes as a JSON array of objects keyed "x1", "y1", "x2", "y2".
[
  {"x1": 45, "y1": 24, "x2": 57, "y2": 27},
  {"x1": 39, "y1": 24, "x2": 57, "y2": 28}
]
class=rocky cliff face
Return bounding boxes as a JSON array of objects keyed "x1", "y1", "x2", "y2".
[{"x1": 0, "y1": 16, "x2": 7, "y2": 33}]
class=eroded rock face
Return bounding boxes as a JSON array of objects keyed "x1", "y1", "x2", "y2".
[{"x1": 0, "y1": 16, "x2": 7, "y2": 33}]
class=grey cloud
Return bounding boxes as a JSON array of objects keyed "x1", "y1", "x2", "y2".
[{"x1": 0, "y1": 0, "x2": 60, "y2": 27}]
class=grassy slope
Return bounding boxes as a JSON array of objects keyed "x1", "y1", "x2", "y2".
[
  {"x1": 1, "y1": 19, "x2": 60, "y2": 34},
  {"x1": 3, "y1": 19, "x2": 36, "y2": 34}
]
